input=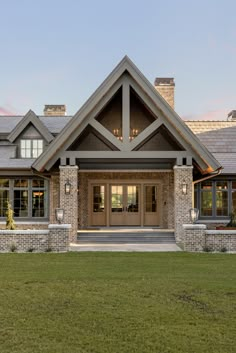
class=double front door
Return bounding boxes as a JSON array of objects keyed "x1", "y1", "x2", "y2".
[
  {"x1": 90, "y1": 181, "x2": 161, "y2": 227},
  {"x1": 110, "y1": 185, "x2": 140, "y2": 226}
]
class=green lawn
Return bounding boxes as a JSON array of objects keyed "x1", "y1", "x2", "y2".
[{"x1": 0, "y1": 253, "x2": 235, "y2": 353}]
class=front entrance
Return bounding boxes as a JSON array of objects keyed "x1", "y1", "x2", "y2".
[
  {"x1": 89, "y1": 180, "x2": 161, "y2": 227},
  {"x1": 110, "y1": 185, "x2": 140, "y2": 226}
]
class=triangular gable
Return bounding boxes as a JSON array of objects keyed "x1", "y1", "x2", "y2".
[
  {"x1": 33, "y1": 56, "x2": 221, "y2": 173},
  {"x1": 134, "y1": 125, "x2": 183, "y2": 151},
  {"x1": 8, "y1": 110, "x2": 54, "y2": 143},
  {"x1": 69, "y1": 125, "x2": 119, "y2": 151}
]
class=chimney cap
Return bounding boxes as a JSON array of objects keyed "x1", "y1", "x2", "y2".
[{"x1": 154, "y1": 77, "x2": 175, "y2": 86}]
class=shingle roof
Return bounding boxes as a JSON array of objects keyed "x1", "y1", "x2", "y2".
[
  {"x1": 0, "y1": 159, "x2": 35, "y2": 169},
  {"x1": 0, "y1": 145, "x2": 16, "y2": 159},
  {"x1": 185, "y1": 120, "x2": 236, "y2": 173},
  {"x1": 0, "y1": 115, "x2": 73, "y2": 134}
]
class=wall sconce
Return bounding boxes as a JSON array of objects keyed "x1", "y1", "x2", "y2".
[
  {"x1": 55, "y1": 208, "x2": 64, "y2": 224},
  {"x1": 65, "y1": 180, "x2": 71, "y2": 195},
  {"x1": 182, "y1": 181, "x2": 187, "y2": 195},
  {"x1": 189, "y1": 208, "x2": 199, "y2": 224}
]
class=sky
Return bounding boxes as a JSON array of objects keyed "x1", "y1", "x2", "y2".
[{"x1": 0, "y1": 0, "x2": 236, "y2": 120}]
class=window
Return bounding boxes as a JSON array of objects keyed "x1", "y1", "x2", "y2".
[
  {"x1": 200, "y1": 181, "x2": 213, "y2": 216},
  {"x1": 93, "y1": 186, "x2": 105, "y2": 212},
  {"x1": 216, "y1": 181, "x2": 228, "y2": 216},
  {"x1": 232, "y1": 182, "x2": 236, "y2": 212},
  {"x1": 0, "y1": 179, "x2": 9, "y2": 217},
  {"x1": 196, "y1": 180, "x2": 230, "y2": 218},
  {"x1": 20, "y1": 139, "x2": 43, "y2": 158},
  {"x1": 0, "y1": 178, "x2": 48, "y2": 219},
  {"x1": 14, "y1": 179, "x2": 29, "y2": 217}
]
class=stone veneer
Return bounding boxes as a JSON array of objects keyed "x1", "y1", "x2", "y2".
[
  {"x1": 0, "y1": 224, "x2": 70, "y2": 252},
  {"x1": 59, "y1": 166, "x2": 78, "y2": 242},
  {"x1": 49, "y1": 174, "x2": 60, "y2": 223},
  {"x1": 174, "y1": 166, "x2": 193, "y2": 242},
  {"x1": 183, "y1": 224, "x2": 236, "y2": 252},
  {"x1": 78, "y1": 171, "x2": 174, "y2": 229}
]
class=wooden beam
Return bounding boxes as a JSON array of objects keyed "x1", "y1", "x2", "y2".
[
  {"x1": 90, "y1": 120, "x2": 123, "y2": 151},
  {"x1": 129, "y1": 118, "x2": 164, "y2": 150},
  {"x1": 122, "y1": 79, "x2": 130, "y2": 146},
  {"x1": 61, "y1": 151, "x2": 190, "y2": 159}
]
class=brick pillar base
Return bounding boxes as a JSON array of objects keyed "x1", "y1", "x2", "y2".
[
  {"x1": 183, "y1": 224, "x2": 206, "y2": 252},
  {"x1": 48, "y1": 224, "x2": 71, "y2": 252},
  {"x1": 174, "y1": 166, "x2": 193, "y2": 243},
  {"x1": 59, "y1": 166, "x2": 78, "y2": 243}
]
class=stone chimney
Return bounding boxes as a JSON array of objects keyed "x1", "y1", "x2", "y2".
[
  {"x1": 44, "y1": 105, "x2": 66, "y2": 116},
  {"x1": 154, "y1": 78, "x2": 175, "y2": 109},
  {"x1": 227, "y1": 110, "x2": 236, "y2": 121}
]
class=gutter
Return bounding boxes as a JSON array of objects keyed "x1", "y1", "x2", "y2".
[
  {"x1": 193, "y1": 166, "x2": 223, "y2": 185},
  {"x1": 191, "y1": 166, "x2": 223, "y2": 208}
]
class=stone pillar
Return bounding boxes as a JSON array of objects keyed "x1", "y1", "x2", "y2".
[
  {"x1": 183, "y1": 224, "x2": 206, "y2": 252},
  {"x1": 48, "y1": 224, "x2": 71, "y2": 252},
  {"x1": 59, "y1": 166, "x2": 78, "y2": 243},
  {"x1": 174, "y1": 166, "x2": 193, "y2": 243}
]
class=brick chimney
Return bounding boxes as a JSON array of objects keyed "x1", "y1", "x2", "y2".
[
  {"x1": 44, "y1": 105, "x2": 66, "y2": 116},
  {"x1": 227, "y1": 110, "x2": 236, "y2": 121},
  {"x1": 154, "y1": 78, "x2": 175, "y2": 109}
]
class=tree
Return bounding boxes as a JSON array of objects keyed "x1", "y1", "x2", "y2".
[{"x1": 6, "y1": 201, "x2": 16, "y2": 230}]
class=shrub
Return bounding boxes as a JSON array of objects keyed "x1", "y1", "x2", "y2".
[
  {"x1": 220, "y1": 247, "x2": 227, "y2": 253},
  {"x1": 227, "y1": 209, "x2": 236, "y2": 227},
  {"x1": 6, "y1": 201, "x2": 16, "y2": 230},
  {"x1": 45, "y1": 247, "x2": 52, "y2": 253},
  {"x1": 203, "y1": 246, "x2": 212, "y2": 253},
  {"x1": 9, "y1": 243, "x2": 17, "y2": 253},
  {"x1": 27, "y1": 247, "x2": 35, "y2": 253}
]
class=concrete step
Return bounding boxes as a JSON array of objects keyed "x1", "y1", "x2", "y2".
[{"x1": 77, "y1": 232, "x2": 175, "y2": 244}]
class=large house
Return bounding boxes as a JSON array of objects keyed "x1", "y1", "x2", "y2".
[{"x1": 0, "y1": 56, "x2": 235, "y2": 243}]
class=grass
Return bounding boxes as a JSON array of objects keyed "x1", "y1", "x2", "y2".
[{"x1": 0, "y1": 252, "x2": 235, "y2": 353}]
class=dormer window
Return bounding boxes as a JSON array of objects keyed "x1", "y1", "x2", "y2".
[{"x1": 20, "y1": 139, "x2": 43, "y2": 158}]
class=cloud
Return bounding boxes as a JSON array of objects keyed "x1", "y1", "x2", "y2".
[
  {"x1": 0, "y1": 106, "x2": 15, "y2": 115},
  {"x1": 183, "y1": 109, "x2": 228, "y2": 121}
]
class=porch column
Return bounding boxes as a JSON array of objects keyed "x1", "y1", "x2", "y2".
[
  {"x1": 174, "y1": 165, "x2": 193, "y2": 243},
  {"x1": 59, "y1": 166, "x2": 78, "y2": 243}
]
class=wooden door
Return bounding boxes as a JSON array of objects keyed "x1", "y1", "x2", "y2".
[
  {"x1": 144, "y1": 185, "x2": 160, "y2": 226},
  {"x1": 110, "y1": 185, "x2": 140, "y2": 226}
]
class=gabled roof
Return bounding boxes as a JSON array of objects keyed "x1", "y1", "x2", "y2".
[
  {"x1": 0, "y1": 115, "x2": 72, "y2": 134},
  {"x1": 33, "y1": 56, "x2": 221, "y2": 172},
  {"x1": 8, "y1": 110, "x2": 54, "y2": 143}
]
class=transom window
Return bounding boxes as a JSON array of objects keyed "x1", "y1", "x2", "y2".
[{"x1": 20, "y1": 139, "x2": 43, "y2": 158}]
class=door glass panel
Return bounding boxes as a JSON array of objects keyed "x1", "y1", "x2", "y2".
[
  {"x1": 14, "y1": 190, "x2": 28, "y2": 217},
  {"x1": 127, "y1": 186, "x2": 139, "y2": 212},
  {"x1": 93, "y1": 186, "x2": 105, "y2": 212},
  {"x1": 111, "y1": 186, "x2": 123, "y2": 212},
  {"x1": 145, "y1": 186, "x2": 156, "y2": 212}
]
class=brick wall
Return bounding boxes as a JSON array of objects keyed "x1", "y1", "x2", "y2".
[
  {"x1": 183, "y1": 224, "x2": 236, "y2": 252},
  {"x1": 59, "y1": 166, "x2": 78, "y2": 242},
  {"x1": 0, "y1": 225, "x2": 70, "y2": 252},
  {"x1": 174, "y1": 166, "x2": 193, "y2": 242},
  {"x1": 155, "y1": 85, "x2": 175, "y2": 109},
  {"x1": 49, "y1": 174, "x2": 60, "y2": 223},
  {"x1": 183, "y1": 224, "x2": 207, "y2": 251}
]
